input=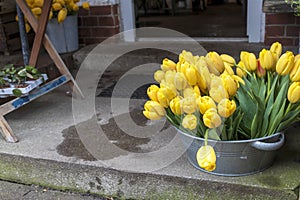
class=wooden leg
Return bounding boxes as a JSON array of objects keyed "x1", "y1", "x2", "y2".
[{"x1": 0, "y1": 115, "x2": 18, "y2": 143}]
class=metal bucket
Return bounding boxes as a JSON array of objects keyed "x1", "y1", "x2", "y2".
[
  {"x1": 178, "y1": 129, "x2": 285, "y2": 176},
  {"x1": 46, "y1": 15, "x2": 79, "y2": 54}
]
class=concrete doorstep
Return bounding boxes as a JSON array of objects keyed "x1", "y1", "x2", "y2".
[{"x1": 0, "y1": 41, "x2": 299, "y2": 200}]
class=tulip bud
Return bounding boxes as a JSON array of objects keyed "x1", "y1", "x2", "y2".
[
  {"x1": 182, "y1": 96, "x2": 197, "y2": 114},
  {"x1": 147, "y1": 85, "x2": 159, "y2": 102},
  {"x1": 287, "y1": 82, "x2": 300, "y2": 103},
  {"x1": 195, "y1": 61, "x2": 211, "y2": 93},
  {"x1": 221, "y1": 54, "x2": 236, "y2": 66},
  {"x1": 197, "y1": 96, "x2": 217, "y2": 115},
  {"x1": 143, "y1": 100, "x2": 166, "y2": 120},
  {"x1": 196, "y1": 145, "x2": 216, "y2": 172},
  {"x1": 259, "y1": 49, "x2": 277, "y2": 71},
  {"x1": 170, "y1": 96, "x2": 183, "y2": 115},
  {"x1": 203, "y1": 108, "x2": 222, "y2": 128},
  {"x1": 276, "y1": 51, "x2": 295, "y2": 75},
  {"x1": 295, "y1": 54, "x2": 300, "y2": 62},
  {"x1": 157, "y1": 86, "x2": 176, "y2": 108},
  {"x1": 290, "y1": 59, "x2": 300, "y2": 82},
  {"x1": 236, "y1": 61, "x2": 247, "y2": 77},
  {"x1": 256, "y1": 60, "x2": 266, "y2": 77},
  {"x1": 174, "y1": 72, "x2": 188, "y2": 90},
  {"x1": 182, "y1": 114, "x2": 198, "y2": 130},
  {"x1": 223, "y1": 62, "x2": 235, "y2": 75},
  {"x1": 220, "y1": 74, "x2": 238, "y2": 97},
  {"x1": 240, "y1": 51, "x2": 258, "y2": 72},
  {"x1": 270, "y1": 42, "x2": 282, "y2": 59},
  {"x1": 209, "y1": 75, "x2": 229, "y2": 103},
  {"x1": 165, "y1": 70, "x2": 176, "y2": 85},
  {"x1": 232, "y1": 75, "x2": 245, "y2": 87},
  {"x1": 184, "y1": 64, "x2": 198, "y2": 86},
  {"x1": 183, "y1": 87, "x2": 195, "y2": 98},
  {"x1": 217, "y1": 98, "x2": 236, "y2": 118},
  {"x1": 154, "y1": 70, "x2": 165, "y2": 83},
  {"x1": 205, "y1": 51, "x2": 225, "y2": 75},
  {"x1": 180, "y1": 50, "x2": 195, "y2": 65},
  {"x1": 161, "y1": 58, "x2": 176, "y2": 71},
  {"x1": 193, "y1": 85, "x2": 201, "y2": 98}
]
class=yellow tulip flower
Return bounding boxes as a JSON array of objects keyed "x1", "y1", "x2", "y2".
[
  {"x1": 217, "y1": 98, "x2": 236, "y2": 118},
  {"x1": 236, "y1": 61, "x2": 247, "y2": 77},
  {"x1": 182, "y1": 114, "x2": 198, "y2": 130},
  {"x1": 161, "y1": 58, "x2": 177, "y2": 71},
  {"x1": 174, "y1": 72, "x2": 188, "y2": 90},
  {"x1": 82, "y1": 2, "x2": 90, "y2": 10},
  {"x1": 203, "y1": 108, "x2": 222, "y2": 128},
  {"x1": 170, "y1": 96, "x2": 183, "y2": 115},
  {"x1": 154, "y1": 70, "x2": 165, "y2": 83},
  {"x1": 276, "y1": 51, "x2": 295, "y2": 75},
  {"x1": 147, "y1": 85, "x2": 159, "y2": 102},
  {"x1": 223, "y1": 62, "x2": 235, "y2": 75},
  {"x1": 290, "y1": 59, "x2": 300, "y2": 82},
  {"x1": 221, "y1": 54, "x2": 236, "y2": 67},
  {"x1": 165, "y1": 70, "x2": 176, "y2": 85},
  {"x1": 182, "y1": 96, "x2": 197, "y2": 114},
  {"x1": 259, "y1": 49, "x2": 277, "y2": 71},
  {"x1": 193, "y1": 85, "x2": 201, "y2": 98},
  {"x1": 196, "y1": 145, "x2": 216, "y2": 172},
  {"x1": 220, "y1": 74, "x2": 238, "y2": 97},
  {"x1": 270, "y1": 41, "x2": 282, "y2": 60},
  {"x1": 183, "y1": 87, "x2": 195, "y2": 98},
  {"x1": 205, "y1": 51, "x2": 225, "y2": 75},
  {"x1": 184, "y1": 64, "x2": 198, "y2": 86},
  {"x1": 143, "y1": 101, "x2": 166, "y2": 120},
  {"x1": 209, "y1": 75, "x2": 229, "y2": 103},
  {"x1": 197, "y1": 96, "x2": 217, "y2": 115},
  {"x1": 157, "y1": 86, "x2": 176, "y2": 108},
  {"x1": 287, "y1": 82, "x2": 300, "y2": 103},
  {"x1": 240, "y1": 51, "x2": 258, "y2": 72}
]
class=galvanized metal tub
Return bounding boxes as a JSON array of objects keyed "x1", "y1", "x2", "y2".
[{"x1": 178, "y1": 129, "x2": 285, "y2": 176}]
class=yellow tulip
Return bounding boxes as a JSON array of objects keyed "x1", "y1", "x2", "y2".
[
  {"x1": 223, "y1": 62, "x2": 235, "y2": 75},
  {"x1": 164, "y1": 70, "x2": 176, "y2": 85},
  {"x1": 52, "y1": 2, "x2": 62, "y2": 11},
  {"x1": 195, "y1": 60, "x2": 211, "y2": 93},
  {"x1": 270, "y1": 42, "x2": 282, "y2": 59},
  {"x1": 203, "y1": 108, "x2": 222, "y2": 128},
  {"x1": 259, "y1": 49, "x2": 277, "y2": 71},
  {"x1": 240, "y1": 51, "x2": 258, "y2": 72},
  {"x1": 232, "y1": 75, "x2": 245, "y2": 87},
  {"x1": 184, "y1": 64, "x2": 198, "y2": 86},
  {"x1": 221, "y1": 54, "x2": 236, "y2": 66},
  {"x1": 236, "y1": 61, "x2": 247, "y2": 77},
  {"x1": 295, "y1": 54, "x2": 300, "y2": 62},
  {"x1": 182, "y1": 114, "x2": 198, "y2": 130},
  {"x1": 157, "y1": 86, "x2": 176, "y2": 108},
  {"x1": 196, "y1": 145, "x2": 216, "y2": 172},
  {"x1": 147, "y1": 85, "x2": 159, "y2": 102},
  {"x1": 197, "y1": 96, "x2": 217, "y2": 115},
  {"x1": 287, "y1": 82, "x2": 300, "y2": 103},
  {"x1": 209, "y1": 75, "x2": 228, "y2": 103},
  {"x1": 182, "y1": 96, "x2": 197, "y2": 114},
  {"x1": 276, "y1": 51, "x2": 295, "y2": 75},
  {"x1": 205, "y1": 51, "x2": 225, "y2": 75},
  {"x1": 220, "y1": 74, "x2": 238, "y2": 97},
  {"x1": 217, "y1": 98, "x2": 236, "y2": 118},
  {"x1": 183, "y1": 87, "x2": 195, "y2": 98},
  {"x1": 170, "y1": 96, "x2": 183, "y2": 115},
  {"x1": 290, "y1": 59, "x2": 300, "y2": 82},
  {"x1": 179, "y1": 50, "x2": 195, "y2": 65},
  {"x1": 82, "y1": 2, "x2": 90, "y2": 10},
  {"x1": 161, "y1": 58, "x2": 176, "y2": 71},
  {"x1": 193, "y1": 85, "x2": 201, "y2": 98},
  {"x1": 143, "y1": 101, "x2": 166, "y2": 120},
  {"x1": 154, "y1": 70, "x2": 165, "y2": 83},
  {"x1": 174, "y1": 72, "x2": 188, "y2": 90},
  {"x1": 160, "y1": 81, "x2": 177, "y2": 95}
]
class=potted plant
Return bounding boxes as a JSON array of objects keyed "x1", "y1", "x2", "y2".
[
  {"x1": 22, "y1": 0, "x2": 90, "y2": 53},
  {"x1": 0, "y1": 64, "x2": 46, "y2": 97},
  {"x1": 142, "y1": 42, "x2": 300, "y2": 176}
]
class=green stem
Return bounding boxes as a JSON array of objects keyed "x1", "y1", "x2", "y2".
[{"x1": 204, "y1": 129, "x2": 208, "y2": 146}]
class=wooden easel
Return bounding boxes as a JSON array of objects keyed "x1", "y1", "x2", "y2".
[{"x1": 0, "y1": 0, "x2": 83, "y2": 142}]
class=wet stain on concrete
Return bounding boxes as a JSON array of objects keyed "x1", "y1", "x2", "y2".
[{"x1": 256, "y1": 176, "x2": 282, "y2": 188}]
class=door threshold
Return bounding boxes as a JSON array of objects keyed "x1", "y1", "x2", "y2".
[{"x1": 137, "y1": 37, "x2": 248, "y2": 42}]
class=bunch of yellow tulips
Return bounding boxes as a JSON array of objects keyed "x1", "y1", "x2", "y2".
[{"x1": 143, "y1": 42, "x2": 300, "y2": 172}]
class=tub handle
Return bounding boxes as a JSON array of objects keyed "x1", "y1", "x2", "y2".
[{"x1": 251, "y1": 133, "x2": 285, "y2": 151}]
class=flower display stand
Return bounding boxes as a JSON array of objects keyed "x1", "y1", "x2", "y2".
[{"x1": 0, "y1": 0, "x2": 83, "y2": 143}]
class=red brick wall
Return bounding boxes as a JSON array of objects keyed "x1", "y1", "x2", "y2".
[
  {"x1": 264, "y1": 13, "x2": 299, "y2": 46},
  {"x1": 77, "y1": 4, "x2": 120, "y2": 46}
]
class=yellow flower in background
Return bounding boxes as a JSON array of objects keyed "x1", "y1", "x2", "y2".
[
  {"x1": 290, "y1": 59, "x2": 300, "y2": 82},
  {"x1": 220, "y1": 74, "x2": 238, "y2": 97},
  {"x1": 270, "y1": 41, "x2": 282, "y2": 59},
  {"x1": 82, "y1": 2, "x2": 90, "y2": 9},
  {"x1": 143, "y1": 101, "x2": 166, "y2": 120},
  {"x1": 236, "y1": 61, "x2": 247, "y2": 77},
  {"x1": 182, "y1": 114, "x2": 198, "y2": 130},
  {"x1": 276, "y1": 51, "x2": 295, "y2": 75},
  {"x1": 184, "y1": 64, "x2": 198, "y2": 86},
  {"x1": 195, "y1": 59, "x2": 211, "y2": 93},
  {"x1": 218, "y1": 98, "x2": 236, "y2": 118},
  {"x1": 287, "y1": 82, "x2": 300, "y2": 103},
  {"x1": 174, "y1": 72, "x2": 188, "y2": 90},
  {"x1": 240, "y1": 51, "x2": 258, "y2": 72},
  {"x1": 196, "y1": 145, "x2": 216, "y2": 172},
  {"x1": 183, "y1": 87, "x2": 195, "y2": 98},
  {"x1": 179, "y1": 50, "x2": 195, "y2": 65},
  {"x1": 182, "y1": 96, "x2": 197, "y2": 114},
  {"x1": 295, "y1": 54, "x2": 300, "y2": 62},
  {"x1": 157, "y1": 86, "x2": 176, "y2": 108},
  {"x1": 259, "y1": 49, "x2": 277, "y2": 71},
  {"x1": 154, "y1": 70, "x2": 165, "y2": 83},
  {"x1": 197, "y1": 96, "x2": 217, "y2": 115},
  {"x1": 203, "y1": 108, "x2": 222, "y2": 129},
  {"x1": 147, "y1": 85, "x2": 159, "y2": 102},
  {"x1": 193, "y1": 85, "x2": 201, "y2": 98},
  {"x1": 161, "y1": 58, "x2": 177, "y2": 71},
  {"x1": 205, "y1": 51, "x2": 225, "y2": 75},
  {"x1": 209, "y1": 75, "x2": 228, "y2": 103}
]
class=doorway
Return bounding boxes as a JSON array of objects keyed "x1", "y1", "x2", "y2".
[{"x1": 134, "y1": 0, "x2": 247, "y2": 39}]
